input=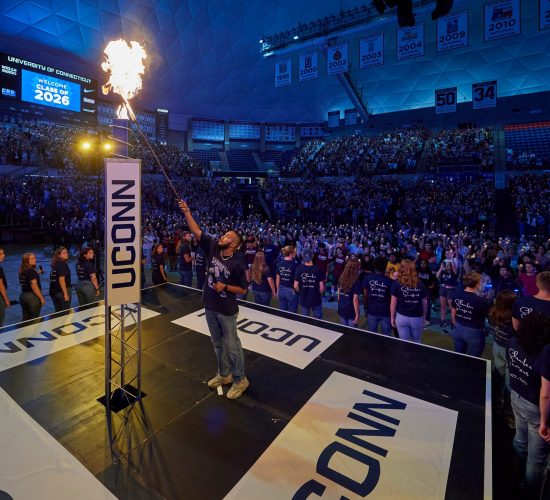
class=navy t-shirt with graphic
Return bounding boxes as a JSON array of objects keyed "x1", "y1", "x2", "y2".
[
  {"x1": 363, "y1": 273, "x2": 392, "y2": 317},
  {"x1": 490, "y1": 321, "x2": 515, "y2": 347},
  {"x1": 338, "y1": 279, "x2": 362, "y2": 320},
  {"x1": 178, "y1": 243, "x2": 192, "y2": 272},
  {"x1": 50, "y1": 261, "x2": 71, "y2": 296},
  {"x1": 439, "y1": 270, "x2": 457, "y2": 287},
  {"x1": 451, "y1": 289, "x2": 490, "y2": 329},
  {"x1": 276, "y1": 259, "x2": 298, "y2": 288},
  {"x1": 19, "y1": 268, "x2": 41, "y2": 293},
  {"x1": 295, "y1": 263, "x2": 323, "y2": 308},
  {"x1": 512, "y1": 296, "x2": 550, "y2": 322},
  {"x1": 76, "y1": 260, "x2": 96, "y2": 281},
  {"x1": 507, "y1": 337, "x2": 542, "y2": 405},
  {"x1": 391, "y1": 281, "x2": 427, "y2": 318},
  {"x1": 535, "y1": 344, "x2": 550, "y2": 382},
  {"x1": 199, "y1": 232, "x2": 247, "y2": 316},
  {"x1": 251, "y1": 271, "x2": 271, "y2": 293}
]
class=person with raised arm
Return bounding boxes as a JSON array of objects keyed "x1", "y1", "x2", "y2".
[{"x1": 178, "y1": 199, "x2": 249, "y2": 400}]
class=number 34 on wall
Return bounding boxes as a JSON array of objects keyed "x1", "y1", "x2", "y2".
[{"x1": 472, "y1": 80, "x2": 497, "y2": 110}]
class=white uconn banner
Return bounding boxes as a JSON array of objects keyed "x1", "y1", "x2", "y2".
[
  {"x1": 484, "y1": 0, "x2": 521, "y2": 41},
  {"x1": 327, "y1": 43, "x2": 348, "y2": 76},
  {"x1": 105, "y1": 159, "x2": 141, "y2": 306},
  {"x1": 275, "y1": 59, "x2": 291, "y2": 87},
  {"x1": 397, "y1": 24, "x2": 424, "y2": 61},
  {"x1": 172, "y1": 305, "x2": 342, "y2": 369},
  {"x1": 0, "y1": 387, "x2": 116, "y2": 499},
  {"x1": 359, "y1": 34, "x2": 384, "y2": 69},
  {"x1": 0, "y1": 305, "x2": 160, "y2": 372},
  {"x1": 299, "y1": 52, "x2": 319, "y2": 82},
  {"x1": 226, "y1": 372, "x2": 458, "y2": 500}
]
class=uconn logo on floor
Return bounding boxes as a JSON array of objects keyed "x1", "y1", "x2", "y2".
[
  {"x1": 226, "y1": 372, "x2": 458, "y2": 500},
  {"x1": 172, "y1": 305, "x2": 342, "y2": 369}
]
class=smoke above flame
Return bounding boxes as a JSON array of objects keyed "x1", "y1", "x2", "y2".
[{"x1": 101, "y1": 39, "x2": 147, "y2": 119}]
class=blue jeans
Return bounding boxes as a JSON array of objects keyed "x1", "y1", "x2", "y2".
[
  {"x1": 51, "y1": 291, "x2": 71, "y2": 312},
  {"x1": 0, "y1": 296, "x2": 5, "y2": 327},
  {"x1": 366, "y1": 315, "x2": 392, "y2": 336},
  {"x1": 511, "y1": 390, "x2": 550, "y2": 498},
  {"x1": 75, "y1": 281, "x2": 98, "y2": 306},
  {"x1": 395, "y1": 312, "x2": 424, "y2": 343},
  {"x1": 301, "y1": 304, "x2": 323, "y2": 319},
  {"x1": 278, "y1": 286, "x2": 298, "y2": 313},
  {"x1": 340, "y1": 317, "x2": 356, "y2": 327},
  {"x1": 19, "y1": 292, "x2": 42, "y2": 321},
  {"x1": 179, "y1": 270, "x2": 193, "y2": 287},
  {"x1": 196, "y1": 269, "x2": 206, "y2": 290},
  {"x1": 204, "y1": 308, "x2": 245, "y2": 381},
  {"x1": 453, "y1": 323, "x2": 485, "y2": 357},
  {"x1": 253, "y1": 290, "x2": 271, "y2": 306}
]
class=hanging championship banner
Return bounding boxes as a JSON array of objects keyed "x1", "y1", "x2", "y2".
[
  {"x1": 541, "y1": 0, "x2": 550, "y2": 30},
  {"x1": 484, "y1": 0, "x2": 521, "y2": 41},
  {"x1": 359, "y1": 34, "x2": 384, "y2": 69},
  {"x1": 299, "y1": 52, "x2": 319, "y2": 82},
  {"x1": 472, "y1": 80, "x2": 497, "y2": 109},
  {"x1": 435, "y1": 87, "x2": 457, "y2": 114},
  {"x1": 105, "y1": 159, "x2": 141, "y2": 306},
  {"x1": 275, "y1": 59, "x2": 291, "y2": 87},
  {"x1": 327, "y1": 43, "x2": 349, "y2": 76},
  {"x1": 396, "y1": 23, "x2": 424, "y2": 61},
  {"x1": 437, "y1": 10, "x2": 469, "y2": 51}
]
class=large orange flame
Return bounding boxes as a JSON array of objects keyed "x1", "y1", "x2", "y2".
[{"x1": 101, "y1": 39, "x2": 147, "y2": 119}]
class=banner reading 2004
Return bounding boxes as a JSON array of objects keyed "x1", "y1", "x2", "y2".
[
  {"x1": 397, "y1": 23, "x2": 424, "y2": 61},
  {"x1": 484, "y1": 0, "x2": 520, "y2": 41}
]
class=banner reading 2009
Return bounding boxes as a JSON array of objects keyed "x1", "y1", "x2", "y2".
[
  {"x1": 327, "y1": 43, "x2": 348, "y2": 76},
  {"x1": 437, "y1": 10, "x2": 468, "y2": 51},
  {"x1": 397, "y1": 23, "x2": 424, "y2": 61},
  {"x1": 484, "y1": 0, "x2": 520, "y2": 41}
]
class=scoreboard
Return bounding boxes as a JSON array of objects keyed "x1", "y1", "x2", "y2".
[{"x1": 0, "y1": 52, "x2": 97, "y2": 125}]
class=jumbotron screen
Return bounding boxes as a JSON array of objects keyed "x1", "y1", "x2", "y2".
[{"x1": 0, "y1": 52, "x2": 97, "y2": 125}]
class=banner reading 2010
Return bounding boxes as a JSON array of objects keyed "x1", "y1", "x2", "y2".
[{"x1": 484, "y1": 0, "x2": 520, "y2": 41}]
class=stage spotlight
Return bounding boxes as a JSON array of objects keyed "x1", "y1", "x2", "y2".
[
  {"x1": 81, "y1": 141, "x2": 91, "y2": 150},
  {"x1": 397, "y1": 0, "x2": 415, "y2": 27},
  {"x1": 431, "y1": 0, "x2": 453, "y2": 20},
  {"x1": 372, "y1": 0, "x2": 386, "y2": 14},
  {"x1": 103, "y1": 142, "x2": 112, "y2": 152}
]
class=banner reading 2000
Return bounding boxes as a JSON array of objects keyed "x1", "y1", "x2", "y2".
[
  {"x1": 484, "y1": 0, "x2": 520, "y2": 41},
  {"x1": 327, "y1": 43, "x2": 348, "y2": 76}
]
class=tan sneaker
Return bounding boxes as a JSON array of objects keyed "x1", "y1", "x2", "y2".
[
  {"x1": 207, "y1": 373, "x2": 233, "y2": 389},
  {"x1": 226, "y1": 377, "x2": 249, "y2": 400}
]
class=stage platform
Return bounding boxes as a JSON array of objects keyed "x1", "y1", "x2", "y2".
[{"x1": 0, "y1": 283, "x2": 491, "y2": 499}]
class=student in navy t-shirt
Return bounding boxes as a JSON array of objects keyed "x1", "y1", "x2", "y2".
[
  {"x1": 512, "y1": 271, "x2": 550, "y2": 331},
  {"x1": 507, "y1": 312, "x2": 550, "y2": 498},
  {"x1": 451, "y1": 271, "x2": 491, "y2": 357},
  {"x1": 337, "y1": 260, "x2": 362, "y2": 327},
  {"x1": 363, "y1": 256, "x2": 392, "y2": 335},
  {"x1": 294, "y1": 248, "x2": 325, "y2": 319},
  {"x1": 276, "y1": 245, "x2": 299, "y2": 313},
  {"x1": 390, "y1": 259, "x2": 427, "y2": 343}
]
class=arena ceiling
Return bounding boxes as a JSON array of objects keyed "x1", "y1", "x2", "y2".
[{"x1": 0, "y1": 1, "x2": 549, "y2": 124}]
